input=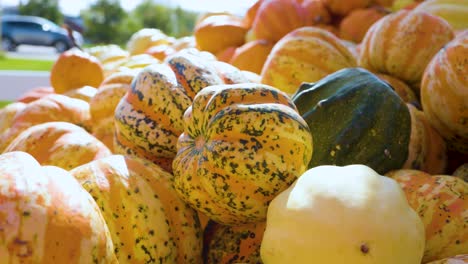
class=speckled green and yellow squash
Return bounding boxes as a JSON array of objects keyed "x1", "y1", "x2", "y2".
[
  {"x1": 426, "y1": 254, "x2": 468, "y2": 264},
  {"x1": 386, "y1": 169, "x2": 468, "y2": 263},
  {"x1": 173, "y1": 83, "x2": 313, "y2": 225},
  {"x1": 292, "y1": 67, "x2": 447, "y2": 175},
  {"x1": 114, "y1": 51, "x2": 225, "y2": 172},
  {"x1": 70, "y1": 154, "x2": 203, "y2": 263},
  {"x1": 0, "y1": 151, "x2": 117, "y2": 263},
  {"x1": 203, "y1": 220, "x2": 265, "y2": 264}
]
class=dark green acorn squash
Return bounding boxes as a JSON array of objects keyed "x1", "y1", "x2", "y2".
[{"x1": 292, "y1": 67, "x2": 411, "y2": 175}]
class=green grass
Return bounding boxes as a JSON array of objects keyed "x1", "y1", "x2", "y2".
[
  {"x1": 0, "y1": 57, "x2": 54, "y2": 71},
  {"x1": 0, "y1": 101, "x2": 12, "y2": 109}
]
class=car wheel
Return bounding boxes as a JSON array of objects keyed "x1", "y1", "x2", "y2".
[
  {"x1": 2, "y1": 37, "x2": 17, "y2": 52},
  {"x1": 54, "y1": 41, "x2": 69, "y2": 53}
]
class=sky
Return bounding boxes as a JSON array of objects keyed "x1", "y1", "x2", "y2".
[{"x1": 2, "y1": 0, "x2": 257, "y2": 16}]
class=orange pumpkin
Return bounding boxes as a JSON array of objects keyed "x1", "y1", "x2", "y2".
[
  {"x1": 376, "y1": 74, "x2": 419, "y2": 106},
  {"x1": 386, "y1": 169, "x2": 468, "y2": 263},
  {"x1": 16, "y1": 86, "x2": 54, "y2": 103},
  {"x1": 0, "y1": 151, "x2": 117, "y2": 263},
  {"x1": 0, "y1": 94, "x2": 91, "y2": 153},
  {"x1": 359, "y1": 10, "x2": 455, "y2": 90},
  {"x1": 243, "y1": 0, "x2": 264, "y2": 28},
  {"x1": 301, "y1": 0, "x2": 331, "y2": 25},
  {"x1": 70, "y1": 155, "x2": 203, "y2": 263},
  {"x1": 50, "y1": 48, "x2": 104, "y2": 94},
  {"x1": 251, "y1": 0, "x2": 309, "y2": 42},
  {"x1": 323, "y1": 0, "x2": 372, "y2": 16},
  {"x1": 261, "y1": 26, "x2": 357, "y2": 95},
  {"x1": 339, "y1": 6, "x2": 390, "y2": 43},
  {"x1": 229, "y1": 39, "x2": 274, "y2": 74},
  {"x1": 194, "y1": 14, "x2": 248, "y2": 55},
  {"x1": 421, "y1": 31, "x2": 468, "y2": 154},
  {"x1": 403, "y1": 104, "x2": 447, "y2": 174},
  {"x1": 203, "y1": 221, "x2": 266, "y2": 263},
  {"x1": 4, "y1": 122, "x2": 112, "y2": 170}
]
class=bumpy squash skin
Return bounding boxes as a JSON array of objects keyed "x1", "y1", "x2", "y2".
[
  {"x1": 292, "y1": 68, "x2": 411, "y2": 175},
  {"x1": 386, "y1": 170, "x2": 468, "y2": 263},
  {"x1": 0, "y1": 151, "x2": 117, "y2": 263},
  {"x1": 4, "y1": 121, "x2": 112, "y2": 171},
  {"x1": 71, "y1": 155, "x2": 203, "y2": 263},
  {"x1": 173, "y1": 83, "x2": 313, "y2": 225},
  {"x1": 359, "y1": 10, "x2": 455, "y2": 89},
  {"x1": 203, "y1": 220, "x2": 265, "y2": 264},
  {"x1": 114, "y1": 63, "x2": 192, "y2": 172}
]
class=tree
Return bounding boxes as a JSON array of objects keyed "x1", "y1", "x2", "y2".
[
  {"x1": 81, "y1": 0, "x2": 126, "y2": 44},
  {"x1": 19, "y1": 0, "x2": 63, "y2": 24}
]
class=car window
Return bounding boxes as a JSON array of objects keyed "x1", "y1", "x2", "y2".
[{"x1": 5, "y1": 21, "x2": 43, "y2": 30}]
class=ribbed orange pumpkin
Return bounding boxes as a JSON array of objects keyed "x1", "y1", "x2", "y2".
[
  {"x1": 243, "y1": 0, "x2": 264, "y2": 28},
  {"x1": 203, "y1": 221, "x2": 266, "y2": 263},
  {"x1": 173, "y1": 83, "x2": 313, "y2": 225},
  {"x1": 4, "y1": 122, "x2": 111, "y2": 170},
  {"x1": 0, "y1": 151, "x2": 117, "y2": 263},
  {"x1": 16, "y1": 86, "x2": 54, "y2": 103},
  {"x1": 261, "y1": 26, "x2": 357, "y2": 95},
  {"x1": 421, "y1": 31, "x2": 468, "y2": 154},
  {"x1": 403, "y1": 104, "x2": 447, "y2": 174},
  {"x1": 70, "y1": 155, "x2": 203, "y2": 263},
  {"x1": 252, "y1": 0, "x2": 330, "y2": 43},
  {"x1": 0, "y1": 94, "x2": 91, "y2": 153},
  {"x1": 339, "y1": 7, "x2": 390, "y2": 43},
  {"x1": 194, "y1": 14, "x2": 248, "y2": 55},
  {"x1": 359, "y1": 10, "x2": 455, "y2": 90},
  {"x1": 386, "y1": 169, "x2": 468, "y2": 263},
  {"x1": 229, "y1": 39, "x2": 274, "y2": 74},
  {"x1": 323, "y1": 0, "x2": 372, "y2": 16},
  {"x1": 0, "y1": 102, "x2": 26, "y2": 134},
  {"x1": 50, "y1": 48, "x2": 104, "y2": 94}
]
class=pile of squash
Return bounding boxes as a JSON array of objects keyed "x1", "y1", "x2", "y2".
[{"x1": 0, "y1": 0, "x2": 467, "y2": 263}]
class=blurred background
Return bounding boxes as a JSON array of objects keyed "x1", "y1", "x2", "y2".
[{"x1": 1, "y1": 0, "x2": 255, "y2": 54}]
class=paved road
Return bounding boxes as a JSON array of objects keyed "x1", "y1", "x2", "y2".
[
  {"x1": 6, "y1": 45, "x2": 59, "y2": 61},
  {"x1": 0, "y1": 70, "x2": 50, "y2": 101},
  {"x1": 1, "y1": 46, "x2": 55, "y2": 101}
]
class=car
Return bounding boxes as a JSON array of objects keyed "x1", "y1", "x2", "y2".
[{"x1": 1, "y1": 15, "x2": 84, "y2": 53}]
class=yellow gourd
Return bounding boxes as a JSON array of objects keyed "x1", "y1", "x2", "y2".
[{"x1": 260, "y1": 164, "x2": 425, "y2": 264}]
